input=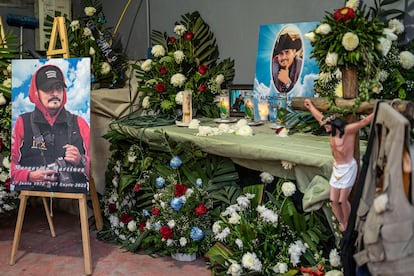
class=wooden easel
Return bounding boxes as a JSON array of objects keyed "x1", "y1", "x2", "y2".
[
  {"x1": 0, "y1": 16, "x2": 6, "y2": 45},
  {"x1": 9, "y1": 17, "x2": 102, "y2": 276}
]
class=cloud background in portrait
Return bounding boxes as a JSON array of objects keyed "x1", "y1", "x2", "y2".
[
  {"x1": 11, "y1": 58, "x2": 91, "y2": 127},
  {"x1": 253, "y1": 22, "x2": 319, "y2": 120}
]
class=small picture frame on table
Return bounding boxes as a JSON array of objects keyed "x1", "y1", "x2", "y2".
[{"x1": 229, "y1": 84, "x2": 254, "y2": 117}]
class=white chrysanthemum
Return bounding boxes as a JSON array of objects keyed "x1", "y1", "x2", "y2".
[
  {"x1": 388, "y1": 19, "x2": 405, "y2": 35},
  {"x1": 236, "y1": 125, "x2": 253, "y2": 136},
  {"x1": 257, "y1": 206, "x2": 278, "y2": 225},
  {"x1": 109, "y1": 215, "x2": 119, "y2": 228},
  {"x1": 288, "y1": 240, "x2": 307, "y2": 266},
  {"x1": 215, "y1": 227, "x2": 231, "y2": 242},
  {"x1": 235, "y1": 239, "x2": 243, "y2": 249},
  {"x1": 272, "y1": 262, "x2": 288, "y2": 273},
  {"x1": 304, "y1": 32, "x2": 316, "y2": 42},
  {"x1": 215, "y1": 74, "x2": 225, "y2": 85},
  {"x1": 151, "y1": 45, "x2": 165, "y2": 58},
  {"x1": 345, "y1": 0, "x2": 359, "y2": 10},
  {"x1": 127, "y1": 220, "x2": 137, "y2": 232},
  {"x1": 2, "y1": 78, "x2": 11, "y2": 89},
  {"x1": 376, "y1": 37, "x2": 392, "y2": 57},
  {"x1": 236, "y1": 195, "x2": 251, "y2": 209},
  {"x1": 318, "y1": 71, "x2": 332, "y2": 84},
  {"x1": 141, "y1": 59, "x2": 152, "y2": 72},
  {"x1": 326, "y1": 270, "x2": 344, "y2": 276},
  {"x1": 100, "y1": 62, "x2": 111, "y2": 75},
  {"x1": 228, "y1": 212, "x2": 241, "y2": 224},
  {"x1": 179, "y1": 237, "x2": 187, "y2": 247},
  {"x1": 83, "y1": 27, "x2": 92, "y2": 37},
  {"x1": 70, "y1": 20, "x2": 80, "y2": 31},
  {"x1": 84, "y1": 6, "x2": 96, "y2": 16},
  {"x1": 174, "y1": 24, "x2": 187, "y2": 36},
  {"x1": 400, "y1": 51, "x2": 414, "y2": 70},
  {"x1": 281, "y1": 160, "x2": 295, "y2": 170},
  {"x1": 325, "y1": 52, "x2": 338, "y2": 67},
  {"x1": 221, "y1": 204, "x2": 241, "y2": 216},
  {"x1": 170, "y1": 73, "x2": 186, "y2": 87},
  {"x1": 142, "y1": 96, "x2": 151, "y2": 109},
  {"x1": 373, "y1": 193, "x2": 388, "y2": 213},
  {"x1": 188, "y1": 119, "x2": 200, "y2": 129},
  {"x1": 329, "y1": 248, "x2": 341, "y2": 267},
  {"x1": 260, "y1": 172, "x2": 274, "y2": 184},
  {"x1": 175, "y1": 91, "x2": 184, "y2": 104},
  {"x1": 315, "y1": 23, "x2": 332, "y2": 35},
  {"x1": 227, "y1": 263, "x2": 242, "y2": 276},
  {"x1": 174, "y1": 50, "x2": 185, "y2": 64},
  {"x1": 378, "y1": 70, "x2": 389, "y2": 82},
  {"x1": 241, "y1": 252, "x2": 262, "y2": 272},
  {"x1": 281, "y1": 181, "x2": 296, "y2": 197},
  {"x1": 212, "y1": 221, "x2": 222, "y2": 234},
  {"x1": 342, "y1": 32, "x2": 359, "y2": 51}
]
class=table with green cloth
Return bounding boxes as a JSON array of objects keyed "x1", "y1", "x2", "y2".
[{"x1": 109, "y1": 117, "x2": 370, "y2": 212}]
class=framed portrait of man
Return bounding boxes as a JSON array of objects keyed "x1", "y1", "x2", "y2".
[
  {"x1": 252, "y1": 22, "x2": 320, "y2": 121},
  {"x1": 10, "y1": 58, "x2": 91, "y2": 194}
]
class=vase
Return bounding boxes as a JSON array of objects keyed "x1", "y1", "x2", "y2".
[
  {"x1": 171, "y1": 252, "x2": 197, "y2": 262},
  {"x1": 341, "y1": 67, "x2": 358, "y2": 99}
]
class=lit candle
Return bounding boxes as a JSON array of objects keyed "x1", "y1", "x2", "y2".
[{"x1": 258, "y1": 102, "x2": 269, "y2": 121}]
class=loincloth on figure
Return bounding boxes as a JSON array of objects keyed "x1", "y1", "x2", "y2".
[{"x1": 329, "y1": 158, "x2": 357, "y2": 189}]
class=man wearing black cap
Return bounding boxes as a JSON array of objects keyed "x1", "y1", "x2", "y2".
[
  {"x1": 11, "y1": 64, "x2": 90, "y2": 193},
  {"x1": 272, "y1": 33, "x2": 303, "y2": 93},
  {"x1": 304, "y1": 99, "x2": 373, "y2": 232}
]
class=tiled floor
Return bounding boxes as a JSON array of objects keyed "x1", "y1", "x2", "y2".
[{"x1": 0, "y1": 204, "x2": 211, "y2": 276}]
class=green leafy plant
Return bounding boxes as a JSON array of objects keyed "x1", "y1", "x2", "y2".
[{"x1": 132, "y1": 11, "x2": 235, "y2": 118}]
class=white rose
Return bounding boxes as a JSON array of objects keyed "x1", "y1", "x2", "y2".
[
  {"x1": 83, "y1": 27, "x2": 92, "y2": 37},
  {"x1": 167, "y1": 220, "x2": 175, "y2": 228},
  {"x1": 2, "y1": 78, "x2": 11, "y2": 88},
  {"x1": 2, "y1": 156, "x2": 10, "y2": 169},
  {"x1": 304, "y1": 31, "x2": 316, "y2": 42},
  {"x1": 142, "y1": 96, "x2": 151, "y2": 109},
  {"x1": 89, "y1": 47, "x2": 95, "y2": 56},
  {"x1": 325, "y1": 52, "x2": 338, "y2": 67},
  {"x1": 141, "y1": 59, "x2": 152, "y2": 72},
  {"x1": 215, "y1": 74, "x2": 225, "y2": 85},
  {"x1": 227, "y1": 263, "x2": 242, "y2": 276},
  {"x1": 281, "y1": 181, "x2": 296, "y2": 197},
  {"x1": 100, "y1": 62, "x2": 111, "y2": 75},
  {"x1": 127, "y1": 220, "x2": 137, "y2": 232},
  {"x1": 174, "y1": 24, "x2": 187, "y2": 36},
  {"x1": 170, "y1": 73, "x2": 186, "y2": 87},
  {"x1": 315, "y1": 24, "x2": 332, "y2": 35},
  {"x1": 175, "y1": 91, "x2": 184, "y2": 104},
  {"x1": 400, "y1": 51, "x2": 414, "y2": 70},
  {"x1": 259, "y1": 172, "x2": 274, "y2": 184},
  {"x1": 376, "y1": 37, "x2": 392, "y2": 56},
  {"x1": 151, "y1": 45, "x2": 165, "y2": 58},
  {"x1": 7, "y1": 64, "x2": 12, "y2": 73},
  {"x1": 345, "y1": 0, "x2": 359, "y2": 10},
  {"x1": 342, "y1": 32, "x2": 359, "y2": 51},
  {"x1": 0, "y1": 93, "x2": 6, "y2": 106},
  {"x1": 84, "y1": 7, "x2": 96, "y2": 16},
  {"x1": 272, "y1": 262, "x2": 288, "y2": 273},
  {"x1": 174, "y1": 50, "x2": 185, "y2": 64},
  {"x1": 388, "y1": 19, "x2": 405, "y2": 35},
  {"x1": 70, "y1": 20, "x2": 80, "y2": 31}
]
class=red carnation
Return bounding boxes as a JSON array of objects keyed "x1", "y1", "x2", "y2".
[
  {"x1": 108, "y1": 203, "x2": 116, "y2": 213},
  {"x1": 198, "y1": 64, "x2": 209, "y2": 75},
  {"x1": 160, "y1": 66, "x2": 167, "y2": 75},
  {"x1": 0, "y1": 138, "x2": 3, "y2": 151},
  {"x1": 198, "y1": 83, "x2": 208, "y2": 92},
  {"x1": 195, "y1": 203, "x2": 208, "y2": 216},
  {"x1": 152, "y1": 207, "x2": 161, "y2": 216},
  {"x1": 120, "y1": 213, "x2": 132, "y2": 224},
  {"x1": 160, "y1": 225, "x2": 174, "y2": 239},
  {"x1": 134, "y1": 183, "x2": 141, "y2": 193},
  {"x1": 139, "y1": 220, "x2": 146, "y2": 231},
  {"x1": 333, "y1": 7, "x2": 356, "y2": 21},
  {"x1": 155, "y1": 83, "x2": 167, "y2": 93},
  {"x1": 184, "y1": 31, "x2": 194, "y2": 40},
  {"x1": 4, "y1": 178, "x2": 11, "y2": 191},
  {"x1": 169, "y1": 36, "x2": 177, "y2": 43},
  {"x1": 174, "y1": 184, "x2": 188, "y2": 197}
]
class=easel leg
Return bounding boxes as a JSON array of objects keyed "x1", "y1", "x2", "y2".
[
  {"x1": 41, "y1": 197, "x2": 56, "y2": 237},
  {"x1": 89, "y1": 179, "x2": 103, "y2": 231},
  {"x1": 79, "y1": 195, "x2": 92, "y2": 275},
  {"x1": 10, "y1": 194, "x2": 29, "y2": 265}
]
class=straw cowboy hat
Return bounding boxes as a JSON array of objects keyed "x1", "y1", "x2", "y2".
[{"x1": 274, "y1": 33, "x2": 302, "y2": 55}]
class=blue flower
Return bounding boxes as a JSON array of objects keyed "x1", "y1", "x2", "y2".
[
  {"x1": 142, "y1": 209, "x2": 150, "y2": 217},
  {"x1": 170, "y1": 156, "x2": 182, "y2": 169},
  {"x1": 155, "y1": 176, "x2": 165, "y2": 188},
  {"x1": 195, "y1": 178, "x2": 203, "y2": 187},
  {"x1": 170, "y1": 197, "x2": 183, "y2": 211},
  {"x1": 152, "y1": 222, "x2": 161, "y2": 230},
  {"x1": 190, "y1": 226, "x2": 204, "y2": 241}
]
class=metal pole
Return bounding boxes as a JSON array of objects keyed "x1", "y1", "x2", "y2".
[{"x1": 146, "y1": 0, "x2": 151, "y2": 57}]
